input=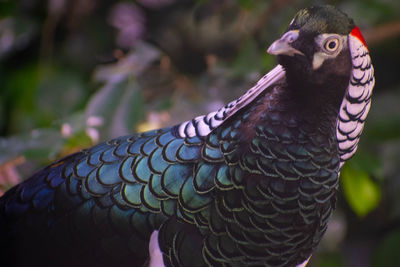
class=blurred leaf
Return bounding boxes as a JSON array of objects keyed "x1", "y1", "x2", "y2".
[
  {"x1": 312, "y1": 252, "x2": 343, "y2": 267},
  {"x1": 0, "y1": 16, "x2": 38, "y2": 59},
  {"x1": 35, "y1": 67, "x2": 88, "y2": 127},
  {"x1": 85, "y1": 79, "x2": 145, "y2": 139},
  {"x1": 366, "y1": 116, "x2": 400, "y2": 141},
  {"x1": 4, "y1": 63, "x2": 38, "y2": 111},
  {"x1": 232, "y1": 38, "x2": 262, "y2": 76},
  {"x1": 3, "y1": 63, "x2": 39, "y2": 133},
  {"x1": 86, "y1": 42, "x2": 160, "y2": 139},
  {"x1": 109, "y1": 82, "x2": 144, "y2": 137},
  {"x1": 341, "y1": 164, "x2": 381, "y2": 217},
  {"x1": 0, "y1": 128, "x2": 63, "y2": 165},
  {"x1": 238, "y1": 0, "x2": 255, "y2": 9},
  {"x1": 0, "y1": 2, "x2": 16, "y2": 17},
  {"x1": 93, "y1": 42, "x2": 160, "y2": 84},
  {"x1": 346, "y1": 149, "x2": 383, "y2": 179},
  {"x1": 3, "y1": 64, "x2": 88, "y2": 133},
  {"x1": 63, "y1": 130, "x2": 93, "y2": 154},
  {"x1": 261, "y1": 50, "x2": 274, "y2": 72},
  {"x1": 373, "y1": 230, "x2": 400, "y2": 267},
  {"x1": 56, "y1": 112, "x2": 97, "y2": 153}
]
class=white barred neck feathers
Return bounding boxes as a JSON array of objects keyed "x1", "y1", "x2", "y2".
[
  {"x1": 175, "y1": 64, "x2": 285, "y2": 138},
  {"x1": 175, "y1": 5, "x2": 374, "y2": 166},
  {"x1": 337, "y1": 27, "x2": 374, "y2": 164}
]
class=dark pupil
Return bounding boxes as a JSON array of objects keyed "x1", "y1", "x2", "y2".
[{"x1": 328, "y1": 41, "x2": 336, "y2": 49}]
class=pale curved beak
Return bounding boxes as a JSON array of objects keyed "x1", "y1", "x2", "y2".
[{"x1": 267, "y1": 30, "x2": 305, "y2": 57}]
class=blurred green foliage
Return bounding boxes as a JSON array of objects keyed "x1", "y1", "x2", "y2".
[
  {"x1": 0, "y1": 0, "x2": 400, "y2": 266},
  {"x1": 341, "y1": 163, "x2": 381, "y2": 218}
]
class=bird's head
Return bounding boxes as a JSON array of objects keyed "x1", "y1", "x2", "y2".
[
  {"x1": 268, "y1": 5, "x2": 367, "y2": 86},
  {"x1": 268, "y1": 5, "x2": 374, "y2": 162}
]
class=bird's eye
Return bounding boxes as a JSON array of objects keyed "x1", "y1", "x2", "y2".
[{"x1": 324, "y1": 38, "x2": 339, "y2": 52}]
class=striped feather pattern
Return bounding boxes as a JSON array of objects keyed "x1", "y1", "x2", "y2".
[
  {"x1": 176, "y1": 65, "x2": 285, "y2": 138},
  {"x1": 336, "y1": 34, "x2": 374, "y2": 164}
]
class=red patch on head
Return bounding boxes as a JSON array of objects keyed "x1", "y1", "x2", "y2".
[{"x1": 350, "y1": 26, "x2": 368, "y2": 48}]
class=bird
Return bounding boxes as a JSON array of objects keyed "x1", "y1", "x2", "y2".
[{"x1": 0, "y1": 5, "x2": 374, "y2": 267}]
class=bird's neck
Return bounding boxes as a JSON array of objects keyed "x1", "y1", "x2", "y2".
[
  {"x1": 236, "y1": 81, "x2": 343, "y2": 145},
  {"x1": 289, "y1": 74, "x2": 348, "y2": 114}
]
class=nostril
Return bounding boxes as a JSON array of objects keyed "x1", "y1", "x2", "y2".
[{"x1": 283, "y1": 30, "x2": 299, "y2": 43}]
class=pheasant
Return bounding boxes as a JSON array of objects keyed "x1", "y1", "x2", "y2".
[{"x1": 0, "y1": 5, "x2": 374, "y2": 267}]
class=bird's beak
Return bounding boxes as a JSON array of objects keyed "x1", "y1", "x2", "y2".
[{"x1": 267, "y1": 30, "x2": 304, "y2": 57}]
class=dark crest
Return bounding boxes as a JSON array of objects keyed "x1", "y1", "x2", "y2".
[{"x1": 289, "y1": 5, "x2": 355, "y2": 35}]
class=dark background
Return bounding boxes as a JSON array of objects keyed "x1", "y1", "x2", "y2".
[{"x1": 1, "y1": 0, "x2": 400, "y2": 266}]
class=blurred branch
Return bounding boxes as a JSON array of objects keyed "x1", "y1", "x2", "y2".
[{"x1": 365, "y1": 20, "x2": 400, "y2": 46}]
